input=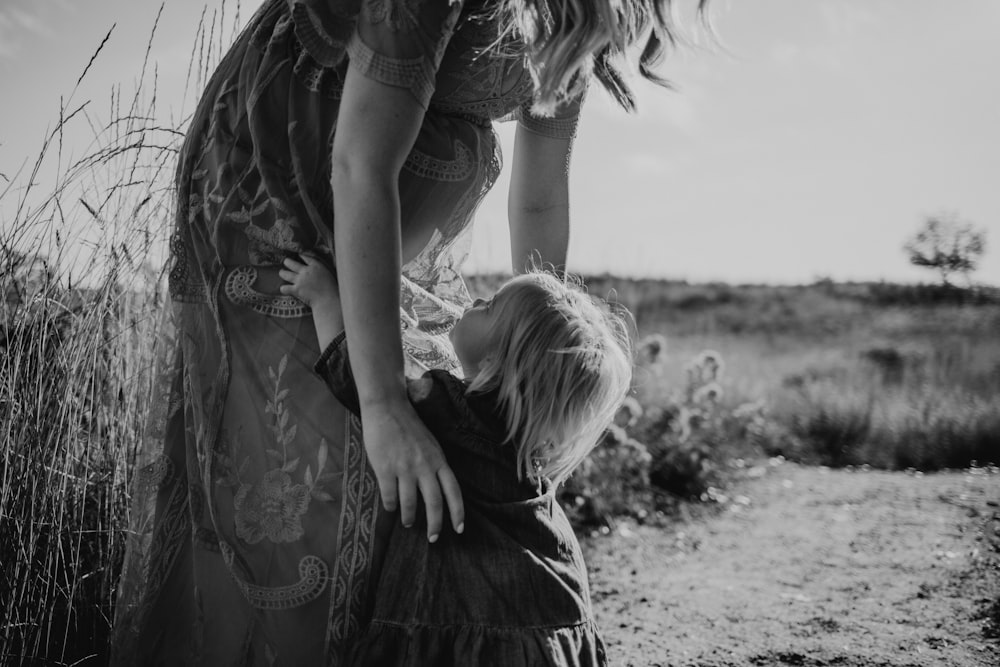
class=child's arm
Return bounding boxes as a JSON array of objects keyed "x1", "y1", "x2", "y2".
[
  {"x1": 280, "y1": 254, "x2": 362, "y2": 414},
  {"x1": 279, "y1": 254, "x2": 342, "y2": 350}
]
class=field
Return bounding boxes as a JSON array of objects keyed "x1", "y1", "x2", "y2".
[
  {"x1": 557, "y1": 277, "x2": 1000, "y2": 472},
  {"x1": 3, "y1": 259, "x2": 1000, "y2": 663},
  {"x1": 3, "y1": 4, "x2": 999, "y2": 662},
  {"x1": 471, "y1": 274, "x2": 1000, "y2": 476}
]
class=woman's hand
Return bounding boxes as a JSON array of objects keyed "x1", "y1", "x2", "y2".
[
  {"x1": 362, "y1": 400, "x2": 464, "y2": 542},
  {"x1": 330, "y1": 63, "x2": 465, "y2": 541}
]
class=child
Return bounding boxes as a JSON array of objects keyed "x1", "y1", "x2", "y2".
[{"x1": 280, "y1": 254, "x2": 632, "y2": 667}]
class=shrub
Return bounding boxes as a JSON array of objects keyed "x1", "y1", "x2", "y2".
[
  {"x1": 868, "y1": 392, "x2": 1000, "y2": 469},
  {"x1": 772, "y1": 353, "x2": 1000, "y2": 470},
  {"x1": 560, "y1": 339, "x2": 776, "y2": 526},
  {"x1": 863, "y1": 281, "x2": 1000, "y2": 306},
  {"x1": 560, "y1": 424, "x2": 653, "y2": 526},
  {"x1": 789, "y1": 388, "x2": 875, "y2": 467}
]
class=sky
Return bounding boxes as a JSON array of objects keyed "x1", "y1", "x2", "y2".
[{"x1": 1, "y1": 0, "x2": 998, "y2": 285}]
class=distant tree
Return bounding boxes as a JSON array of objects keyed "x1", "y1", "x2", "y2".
[{"x1": 903, "y1": 213, "x2": 987, "y2": 286}]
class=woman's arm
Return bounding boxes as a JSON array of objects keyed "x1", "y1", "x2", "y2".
[
  {"x1": 507, "y1": 125, "x2": 575, "y2": 273},
  {"x1": 331, "y1": 65, "x2": 463, "y2": 542}
]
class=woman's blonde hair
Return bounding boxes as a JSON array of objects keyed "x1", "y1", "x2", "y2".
[
  {"x1": 467, "y1": 272, "x2": 633, "y2": 485},
  {"x1": 493, "y1": 0, "x2": 711, "y2": 113}
]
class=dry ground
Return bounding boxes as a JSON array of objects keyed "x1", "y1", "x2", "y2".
[{"x1": 583, "y1": 462, "x2": 1000, "y2": 667}]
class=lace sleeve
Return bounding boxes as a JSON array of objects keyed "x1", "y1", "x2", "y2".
[
  {"x1": 286, "y1": 0, "x2": 360, "y2": 67},
  {"x1": 516, "y1": 87, "x2": 586, "y2": 140},
  {"x1": 346, "y1": 0, "x2": 465, "y2": 109}
]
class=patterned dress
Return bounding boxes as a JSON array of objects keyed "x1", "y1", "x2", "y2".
[{"x1": 112, "y1": 0, "x2": 581, "y2": 664}]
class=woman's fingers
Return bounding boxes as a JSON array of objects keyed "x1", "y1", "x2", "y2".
[
  {"x1": 278, "y1": 268, "x2": 296, "y2": 282},
  {"x1": 437, "y1": 466, "x2": 465, "y2": 535},
  {"x1": 397, "y1": 476, "x2": 418, "y2": 529},
  {"x1": 378, "y1": 472, "x2": 399, "y2": 513},
  {"x1": 283, "y1": 256, "x2": 305, "y2": 271},
  {"x1": 361, "y1": 405, "x2": 464, "y2": 541},
  {"x1": 418, "y1": 474, "x2": 445, "y2": 542}
]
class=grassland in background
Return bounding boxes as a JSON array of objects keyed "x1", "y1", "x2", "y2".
[
  {"x1": 471, "y1": 275, "x2": 1000, "y2": 472},
  {"x1": 597, "y1": 277, "x2": 999, "y2": 471},
  {"x1": 6, "y1": 255, "x2": 1000, "y2": 664}
]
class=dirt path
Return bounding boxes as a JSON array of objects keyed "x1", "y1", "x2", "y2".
[{"x1": 583, "y1": 461, "x2": 1000, "y2": 667}]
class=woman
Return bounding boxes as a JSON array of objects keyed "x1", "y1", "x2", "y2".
[{"x1": 113, "y1": 0, "x2": 703, "y2": 663}]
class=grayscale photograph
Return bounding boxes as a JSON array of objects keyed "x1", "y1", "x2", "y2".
[{"x1": 1, "y1": 1, "x2": 997, "y2": 665}]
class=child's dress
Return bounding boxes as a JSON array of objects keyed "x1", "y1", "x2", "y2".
[{"x1": 316, "y1": 333, "x2": 608, "y2": 667}]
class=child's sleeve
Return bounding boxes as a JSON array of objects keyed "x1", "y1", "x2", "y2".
[
  {"x1": 315, "y1": 333, "x2": 462, "y2": 422},
  {"x1": 314, "y1": 332, "x2": 362, "y2": 415}
]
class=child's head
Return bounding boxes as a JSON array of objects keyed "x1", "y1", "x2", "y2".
[{"x1": 452, "y1": 271, "x2": 633, "y2": 484}]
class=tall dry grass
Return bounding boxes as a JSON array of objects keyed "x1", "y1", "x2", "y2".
[{"x1": 1, "y1": 4, "x2": 241, "y2": 663}]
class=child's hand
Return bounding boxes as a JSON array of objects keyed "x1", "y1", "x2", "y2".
[{"x1": 279, "y1": 254, "x2": 339, "y2": 309}]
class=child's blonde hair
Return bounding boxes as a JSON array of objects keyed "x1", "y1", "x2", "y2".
[{"x1": 467, "y1": 271, "x2": 633, "y2": 485}]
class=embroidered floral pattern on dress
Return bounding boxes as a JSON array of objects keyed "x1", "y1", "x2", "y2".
[
  {"x1": 227, "y1": 354, "x2": 314, "y2": 545},
  {"x1": 225, "y1": 182, "x2": 271, "y2": 226},
  {"x1": 245, "y1": 213, "x2": 303, "y2": 263},
  {"x1": 224, "y1": 182, "x2": 306, "y2": 264},
  {"x1": 234, "y1": 469, "x2": 311, "y2": 544},
  {"x1": 303, "y1": 438, "x2": 338, "y2": 503}
]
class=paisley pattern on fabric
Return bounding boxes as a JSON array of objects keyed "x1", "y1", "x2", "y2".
[
  {"x1": 404, "y1": 139, "x2": 475, "y2": 181},
  {"x1": 221, "y1": 542, "x2": 331, "y2": 610},
  {"x1": 225, "y1": 266, "x2": 311, "y2": 319}
]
